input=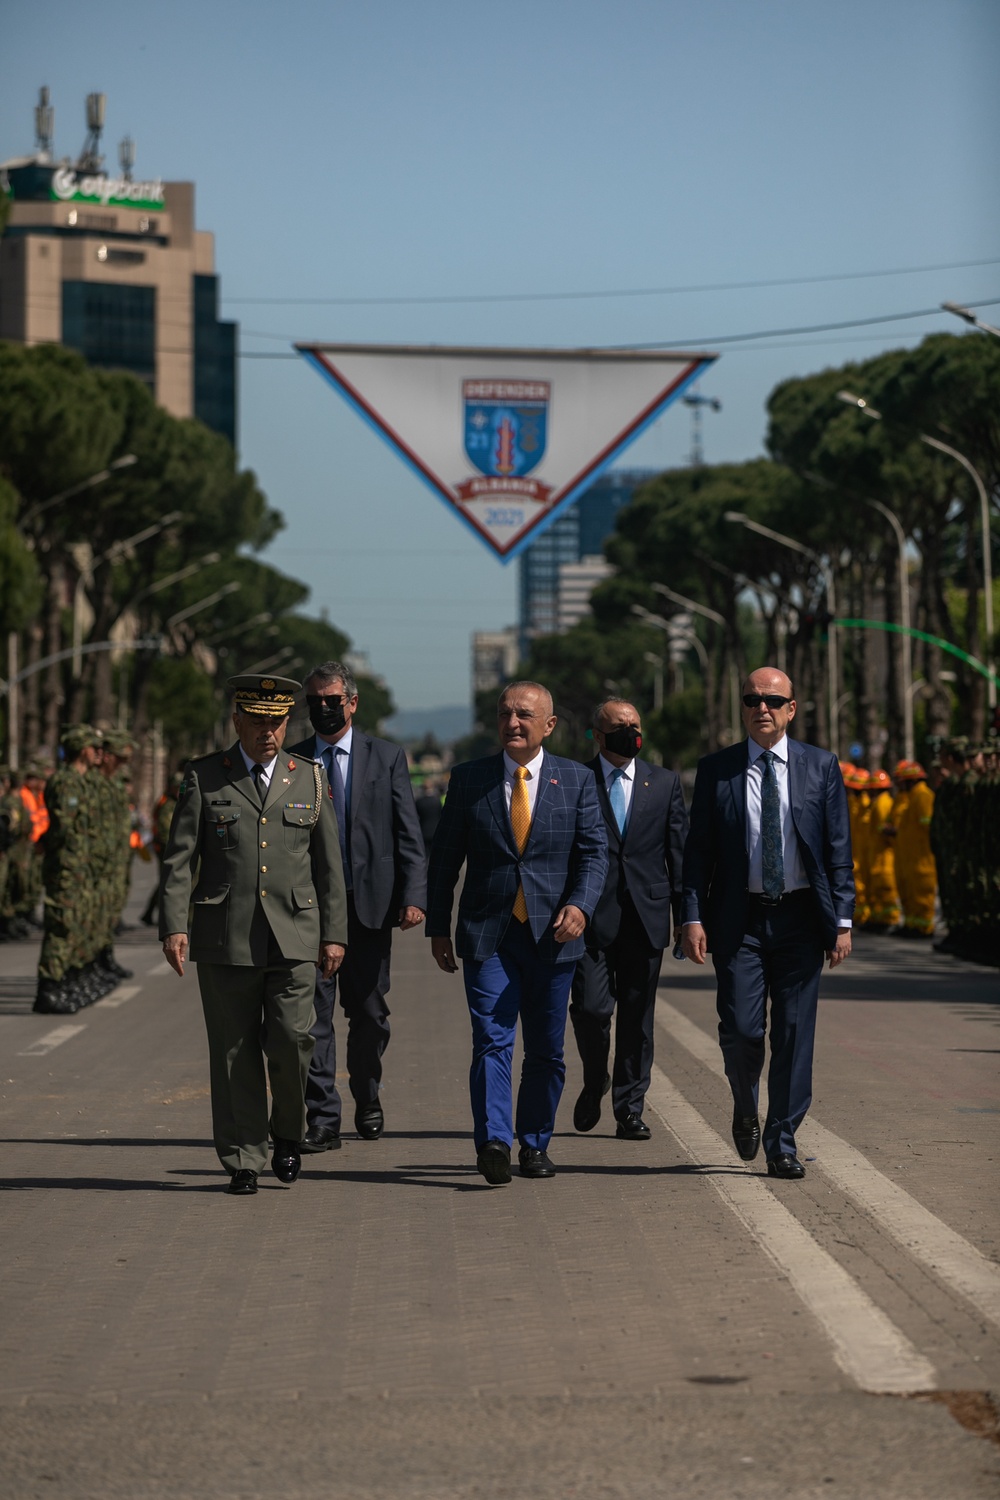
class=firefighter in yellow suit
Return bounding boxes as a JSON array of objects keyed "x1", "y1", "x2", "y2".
[
  {"x1": 843, "y1": 765, "x2": 871, "y2": 927},
  {"x1": 864, "y1": 769, "x2": 900, "y2": 930},
  {"x1": 890, "y1": 761, "x2": 936, "y2": 937}
]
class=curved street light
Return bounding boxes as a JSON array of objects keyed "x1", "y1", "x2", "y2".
[
  {"x1": 724, "y1": 512, "x2": 839, "y2": 755},
  {"x1": 837, "y1": 391, "x2": 995, "y2": 711},
  {"x1": 942, "y1": 302, "x2": 1000, "y2": 339}
]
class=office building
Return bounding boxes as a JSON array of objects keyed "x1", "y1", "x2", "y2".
[
  {"x1": 556, "y1": 554, "x2": 613, "y2": 632},
  {"x1": 518, "y1": 469, "x2": 651, "y2": 649},
  {"x1": 0, "y1": 88, "x2": 236, "y2": 447},
  {"x1": 472, "y1": 628, "x2": 520, "y2": 696}
]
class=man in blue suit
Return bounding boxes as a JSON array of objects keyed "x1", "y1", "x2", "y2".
[
  {"x1": 681, "y1": 667, "x2": 854, "y2": 1180},
  {"x1": 427, "y1": 681, "x2": 607, "y2": 1186}
]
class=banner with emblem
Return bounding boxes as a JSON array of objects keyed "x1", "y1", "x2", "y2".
[{"x1": 296, "y1": 343, "x2": 716, "y2": 561}]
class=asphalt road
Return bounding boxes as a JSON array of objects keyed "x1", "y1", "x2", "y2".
[{"x1": 1, "y1": 868, "x2": 998, "y2": 1500}]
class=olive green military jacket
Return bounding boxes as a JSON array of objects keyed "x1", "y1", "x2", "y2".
[{"x1": 159, "y1": 745, "x2": 348, "y2": 964}]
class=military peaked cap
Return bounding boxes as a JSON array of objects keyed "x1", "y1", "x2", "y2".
[{"x1": 228, "y1": 673, "x2": 300, "y2": 718}]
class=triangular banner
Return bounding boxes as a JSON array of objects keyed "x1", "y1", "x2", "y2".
[{"x1": 296, "y1": 343, "x2": 717, "y2": 561}]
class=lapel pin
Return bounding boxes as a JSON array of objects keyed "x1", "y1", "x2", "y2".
[
  {"x1": 222, "y1": 756, "x2": 232, "y2": 768},
  {"x1": 282, "y1": 777, "x2": 291, "y2": 785},
  {"x1": 550, "y1": 778, "x2": 559, "y2": 785},
  {"x1": 287, "y1": 758, "x2": 296, "y2": 770},
  {"x1": 644, "y1": 781, "x2": 649, "y2": 787}
]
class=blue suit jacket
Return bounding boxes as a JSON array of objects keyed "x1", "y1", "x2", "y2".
[
  {"x1": 681, "y1": 737, "x2": 854, "y2": 954},
  {"x1": 426, "y1": 751, "x2": 608, "y2": 964}
]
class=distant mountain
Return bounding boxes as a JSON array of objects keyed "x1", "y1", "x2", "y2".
[{"x1": 383, "y1": 705, "x2": 472, "y2": 745}]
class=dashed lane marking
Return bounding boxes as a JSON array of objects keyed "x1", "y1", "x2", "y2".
[
  {"x1": 658, "y1": 1000, "x2": 1000, "y2": 1331},
  {"x1": 94, "y1": 984, "x2": 141, "y2": 1010},
  {"x1": 17, "y1": 1024, "x2": 86, "y2": 1057},
  {"x1": 146, "y1": 961, "x2": 170, "y2": 977},
  {"x1": 645, "y1": 1062, "x2": 937, "y2": 1394}
]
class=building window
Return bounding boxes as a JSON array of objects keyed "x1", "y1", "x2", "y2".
[
  {"x1": 62, "y1": 280, "x2": 156, "y2": 391},
  {"x1": 193, "y1": 274, "x2": 237, "y2": 448}
]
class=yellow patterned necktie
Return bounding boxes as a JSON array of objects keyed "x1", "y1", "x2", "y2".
[{"x1": 510, "y1": 765, "x2": 531, "y2": 922}]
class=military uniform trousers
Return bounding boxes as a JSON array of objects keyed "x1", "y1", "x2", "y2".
[
  {"x1": 306, "y1": 893, "x2": 392, "y2": 1130},
  {"x1": 570, "y1": 894, "x2": 664, "y2": 1121},
  {"x1": 198, "y1": 938, "x2": 317, "y2": 1175}
]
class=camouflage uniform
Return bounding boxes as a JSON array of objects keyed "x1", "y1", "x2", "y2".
[
  {"x1": 36, "y1": 726, "x2": 102, "y2": 1013},
  {"x1": 0, "y1": 767, "x2": 23, "y2": 940}
]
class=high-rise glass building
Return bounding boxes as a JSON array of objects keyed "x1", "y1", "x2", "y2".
[{"x1": 517, "y1": 469, "x2": 651, "y2": 651}]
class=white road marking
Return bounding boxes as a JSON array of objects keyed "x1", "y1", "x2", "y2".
[
  {"x1": 18, "y1": 1024, "x2": 86, "y2": 1056},
  {"x1": 94, "y1": 984, "x2": 141, "y2": 1010},
  {"x1": 658, "y1": 1001, "x2": 1000, "y2": 1331},
  {"x1": 645, "y1": 1063, "x2": 936, "y2": 1394},
  {"x1": 146, "y1": 961, "x2": 170, "y2": 977}
]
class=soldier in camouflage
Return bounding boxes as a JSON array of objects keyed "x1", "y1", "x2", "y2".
[{"x1": 35, "y1": 725, "x2": 103, "y2": 1014}]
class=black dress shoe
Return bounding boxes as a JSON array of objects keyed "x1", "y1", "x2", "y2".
[
  {"x1": 476, "y1": 1139, "x2": 512, "y2": 1185},
  {"x1": 301, "y1": 1122, "x2": 342, "y2": 1153},
  {"x1": 227, "y1": 1170, "x2": 258, "y2": 1195},
  {"x1": 767, "y1": 1154, "x2": 806, "y2": 1179},
  {"x1": 518, "y1": 1146, "x2": 556, "y2": 1178},
  {"x1": 355, "y1": 1102, "x2": 384, "y2": 1139},
  {"x1": 573, "y1": 1073, "x2": 611, "y2": 1132},
  {"x1": 271, "y1": 1138, "x2": 302, "y2": 1185},
  {"x1": 732, "y1": 1112, "x2": 761, "y2": 1162},
  {"x1": 615, "y1": 1112, "x2": 651, "y2": 1141}
]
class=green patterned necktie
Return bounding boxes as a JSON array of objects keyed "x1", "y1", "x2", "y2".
[{"x1": 760, "y1": 750, "x2": 785, "y2": 899}]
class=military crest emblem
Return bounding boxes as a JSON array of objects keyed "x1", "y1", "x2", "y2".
[{"x1": 463, "y1": 379, "x2": 549, "y2": 478}]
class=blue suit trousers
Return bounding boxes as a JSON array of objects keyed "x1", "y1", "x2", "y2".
[
  {"x1": 713, "y1": 891, "x2": 824, "y2": 1160},
  {"x1": 462, "y1": 919, "x2": 575, "y2": 1152}
]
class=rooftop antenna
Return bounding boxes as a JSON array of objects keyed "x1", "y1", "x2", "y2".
[
  {"x1": 78, "y1": 91, "x2": 106, "y2": 173},
  {"x1": 118, "y1": 134, "x2": 135, "y2": 181},
  {"x1": 34, "y1": 86, "x2": 55, "y2": 160},
  {"x1": 682, "y1": 391, "x2": 722, "y2": 467}
]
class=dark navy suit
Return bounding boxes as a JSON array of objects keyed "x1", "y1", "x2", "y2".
[
  {"x1": 289, "y1": 731, "x2": 426, "y2": 1127},
  {"x1": 682, "y1": 736, "x2": 854, "y2": 1159},
  {"x1": 570, "y1": 757, "x2": 688, "y2": 1120},
  {"x1": 427, "y1": 751, "x2": 607, "y2": 1152}
]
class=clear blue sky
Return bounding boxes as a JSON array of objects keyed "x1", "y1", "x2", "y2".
[{"x1": 4, "y1": 0, "x2": 999, "y2": 710}]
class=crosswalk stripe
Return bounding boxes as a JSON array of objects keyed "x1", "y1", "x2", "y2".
[
  {"x1": 95, "y1": 984, "x2": 141, "y2": 1010},
  {"x1": 658, "y1": 1000, "x2": 1000, "y2": 1330},
  {"x1": 645, "y1": 1063, "x2": 937, "y2": 1393},
  {"x1": 18, "y1": 1024, "x2": 86, "y2": 1056}
]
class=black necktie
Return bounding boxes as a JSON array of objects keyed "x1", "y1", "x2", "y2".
[
  {"x1": 252, "y1": 762, "x2": 266, "y2": 806},
  {"x1": 326, "y1": 747, "x2": 351, "y2": 886},
  {"x1": 760, "y1": 750, "x2": 784, "y2": 898}
]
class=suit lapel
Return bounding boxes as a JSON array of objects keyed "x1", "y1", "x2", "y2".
[
  {"x1": 225, "y1": 744, "x2": 261, "y2": 810},
  {"x1": 527, "y1": 751, "x2": 556, "y2": 845},
  {"x1": 261, "y1": 750, "x2": 291, "y2": 812},
  {"x1": 486, "y1": 754, "x2": 518, "y2": 854},
  {"x1": 590, "y1": 755, "x2": 621, "y2": 850},
  {"x1": 349, "y1": 731, "x2": 370, "y2": 821},
  {"x1": 728, "y1": 741, "x2": 749, "y2": 838},
  {"x1": 787, "y1": 737, "x2": 808, "y2": 832},
  {"x1": 623, "y1": 758, "x2": 650, "y2": 846}
]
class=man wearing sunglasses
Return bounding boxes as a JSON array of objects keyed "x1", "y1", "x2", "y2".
[{"x1": 681, "y1": 667, "x2": 854, "y2": 1180}]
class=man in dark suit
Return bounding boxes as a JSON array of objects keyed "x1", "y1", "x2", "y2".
[
  {"x1": 288, "y1": 661, "x2": 426, "y2": 1149},
  {"x1": 160, "y1": 674, "x2": 347, "y2": 1196},
  {"x1": 427, "y1": 681, "x2": 607, "y2": 1185},
  {"x1": 570, "y1": 698, "x2": 688, "y2": 1140},
  {"x1": 681, "y1": 667, "x2": 854, "y2": 1180}
]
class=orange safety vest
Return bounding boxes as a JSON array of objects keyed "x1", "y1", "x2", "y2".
[{"x1": 19, "y1": 785, "x2": 50, "y2": 843}]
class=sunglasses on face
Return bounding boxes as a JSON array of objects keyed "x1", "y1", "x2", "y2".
[{"x1": 743, "y1": 693, "x2": 792, "y2": 710}]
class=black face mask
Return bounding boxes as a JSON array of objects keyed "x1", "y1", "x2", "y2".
[
  {"x1": 603, "y1": 724, "x2": 642, "y2": 759},
  {"x1": 307, "y1": 695, "x2": 347, "y2": 737}
]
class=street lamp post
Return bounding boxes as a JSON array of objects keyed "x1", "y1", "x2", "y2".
[
  {"x1": 724, "y1": 512, "x2": 839, "y2": 755},
  {"x1": 642, "y1": 651, "x2": 664, "y2": 712},
  {"x1": 72, "y1": 511, "x2": 184, "y2": 676},
  {"x1": 942, "y1": 302, "x2": 1000, "y2": 339},
  {"x1": 866, "y1": 499, "x2": 915, "y2": 760},
  {"x1": 837, "y1": 392, "x2": 995, "y2": 712}
]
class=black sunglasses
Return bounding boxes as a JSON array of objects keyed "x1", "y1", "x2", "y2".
[{"x1": 743, "y1": 693, "x2": 792, "y2": 709}]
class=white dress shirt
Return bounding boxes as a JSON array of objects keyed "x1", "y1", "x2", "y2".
[
  {"x1": 239, "y1": 744, "x2": 278, "y2": 791},
  {"x1": 746, "y1": 734, "x2": 808, "y2": 893},
  {"x1": 502, "y1": 746, "x2": 545, "y2": 821},
  {"x1": 314, "y1": 725, "x2": 352, "y2": 789},
  {"x1": 598, "y1": 752, "x2": 635, "y2": 818}
]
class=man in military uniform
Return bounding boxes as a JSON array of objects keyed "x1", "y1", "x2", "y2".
[
  {"x1": 35, "y1": 725, "x2": 103, "y2": 1014},
  {"x1": 159, "y1": 674, "x2": 348, "y2": 1196},
  {"x1": 0, "y1": 765, "x2": 22, "y2": 942},
  {"x1": 96, "y1": 730, "x2": 135, "y2": 982}
]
